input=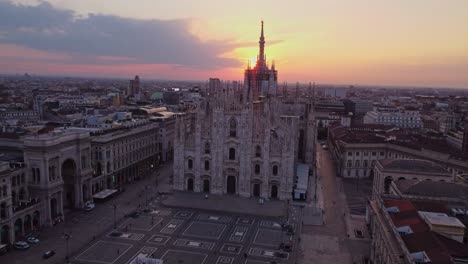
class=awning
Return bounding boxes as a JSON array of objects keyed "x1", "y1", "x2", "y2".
[{"x1": 93, "y1": 189, "x2": 118, "y2": 199}]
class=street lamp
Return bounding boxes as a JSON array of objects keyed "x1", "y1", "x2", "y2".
[
  {"x1": 112, "y1": 203, "x2": 118, "y2": 229},
  {"x1": 62, "y1": 232, "x2": 72, "y2": 264}
]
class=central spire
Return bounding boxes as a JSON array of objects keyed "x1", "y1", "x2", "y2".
[{"x1": 258, "y1": 20, "x2": 266, "y2": 67}]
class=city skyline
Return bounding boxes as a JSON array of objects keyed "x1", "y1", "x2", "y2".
[{"x1": 0, "y1": 0, "x2": 467, "y2": 88}]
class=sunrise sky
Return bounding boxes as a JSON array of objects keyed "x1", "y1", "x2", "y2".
[{"x1": 0, "y1": 0, "x2": 467, "y2": 87}]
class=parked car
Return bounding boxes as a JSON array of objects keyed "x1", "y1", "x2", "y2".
[
  {"x1": 27, "y1": 237, "x2": 39, "y2": 244},
  {"x1": 84, "y1": 201, "x2": 95, "y2": 211},
  {"x1": 125, "y1": 210, "x2": 140, "y2": 218},
  {"x1": 14, "y1": 241, "x2": 30, "y2": 250},
  {"x1": 43, "y1": 250, "x2": 55, "y2": 259},
  {"x1": 321, "y1": 144, "x2": 328, "y2": 150}
]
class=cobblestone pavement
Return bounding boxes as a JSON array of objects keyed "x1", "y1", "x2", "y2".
[{"x1": 0, "y1": 163, "x2": 173, "y2": 264}]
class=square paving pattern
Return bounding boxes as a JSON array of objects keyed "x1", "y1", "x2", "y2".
[
  {"x1": 120, "y1": 215, "x2": 162, "y2": 231},
  {"x1": 229, "y1": 225, "x2": 249, "y2": 242},
  {"x1": 73, "y1": 207, "x2": 297, "y2": 264},
  {"x1": 254, "y1": 229, "x2": 283, "y2": 247},
  {"x1": 161, "y1": 249, "x2": 208, "y2": 264},
  {"x1": 220, "y1": 243, "x2": 243, "y2": 255},
  {"x1": 197, "y1": 213, "x2": 232, "y2": 223},
  {"x1": 75, "y1": 241, "x2": 132, "y2": 263},
  {"x1": 183, "y1": 221, "x2": 226, "y2": 239},
  {"x1": 174, "y1": 210, "x2": 193, "y2": 219},
  {"x1": 147, "y1": 234, "x2": 171, "y2": 245}
]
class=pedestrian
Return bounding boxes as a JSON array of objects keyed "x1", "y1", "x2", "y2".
[{"x1": 117, "y1": 249, "x2": 120, "y2": 255}]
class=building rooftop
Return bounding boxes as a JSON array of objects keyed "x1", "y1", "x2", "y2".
[
  {"x1": 380, "y1": 159, "x2": 449, "y2": 174},
  {"x1": 395, "y1": 180, "x2": 468, "y2": 200},
  {"x1": 329, "y1": 124, "x2": 468, "y2": 160}
]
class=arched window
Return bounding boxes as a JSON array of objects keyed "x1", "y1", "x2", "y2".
[
  {"x1": 255, "y1": 164, "x2": 260, "y2": 174},
  {"x1": 347, "y1": 160, "x2": 352, "y2": 167},
  {"x1": 355, "y1": 160, "x2": 360, "y2": 167},
  {"x1": 272, "y1": 165, "x2": 278, "y2": 176},
  {"x1": 204, "y1": 142, "x2": 210, "y2": 154},
  {"x1": 204, "y1": 160, "x2": 210, "y2": 171},
  {"x1": 364, "y1": 160, "x2": 368, "y2": 168},
  {"x1": 188, "y1": 159, "x2": 193, "y2": 169},
  {"x1": 255, "y1": 145, "x2": 261, "y2": 158},
  {"x1": 229, "y1": 118, "x2": 237, "y2": 137},
  {"x1": 229, "y1": 148, "x2": 236, "y2": 160},
  {"x1": 2, "y1": 186, "x2": 6, "y2": 197}
]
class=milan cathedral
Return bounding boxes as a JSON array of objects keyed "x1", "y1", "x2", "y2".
[{"x1": 173, "y1": 22, "x2": 316, "y2": 200}]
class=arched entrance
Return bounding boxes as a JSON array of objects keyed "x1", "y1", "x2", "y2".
[
  {"x1": 271, "y1": 185, "x2": 278, "y2": 199},
  {"x1": 203, "y1": 179, "x2": 210, "y2": 193},
  {"x1": 24, "y1": 215, "x2": 32, "y2": 234},
  {"x1": 187, "y1": 178, "x2": 194, "y2": 191},
  {"x1": 253, "y1": 183, "x2": 261, "y2": 197},
  {"x1": 32, "y1": 211, "x2": 40, "y2": 230},
  {"x1": 50, "y1": 198, "x2": 58, "y2": 218},
  {"x1": 62, "y1": 159, "x2": 77, "y2": 208},
  {"x1": 227, "y1": 176, "x2": 236, "y2": 194},
  {"x1": 384, "y1": 176, "x2": 393, "y2": 193},
  {"x1": 1, "y1": 225, "x2": 10, "y2": 244},
  {"x1": 14, "y1": 218, "x2": 23, "y2": 240}
]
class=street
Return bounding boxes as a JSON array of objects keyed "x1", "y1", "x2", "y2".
[
  {"x1": 298, "y1": 144, "x2": 370, "y2": 264},
  {"x1": 0, "y1": 163, "x2": 173, "y2": 264}
]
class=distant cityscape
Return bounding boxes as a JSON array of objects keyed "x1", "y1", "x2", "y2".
[{"x1": 1, "y1": 17, "x2": 468, "y2": 264}]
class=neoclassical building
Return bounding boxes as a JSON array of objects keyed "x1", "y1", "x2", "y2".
[{"x1": 173, "y1": 22, "x2": 316, "y2": 200}]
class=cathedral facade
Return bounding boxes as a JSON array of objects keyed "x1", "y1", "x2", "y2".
[{"x1": 173, "y1": 22, "x2": 316, "y2": 200}]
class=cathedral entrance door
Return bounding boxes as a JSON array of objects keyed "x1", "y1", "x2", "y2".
[
  {"x1": 187, "y1": 178, "x2": 194, "y2": 191},
  {"x1": 253, "y1": 184, "x2": 260, "y2": 197},
  {"x1": 271, "y1": 185, "x2": 278, "y2": 199},
  {"x1": 227, "y1": 176, "x2": 236, "y2": 194},
  {"x1": 203, "y1": 179, "x2": 210, "y2": 193}
]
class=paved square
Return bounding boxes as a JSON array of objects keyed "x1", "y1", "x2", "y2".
[
  {"x1": 174, "y1": 238, "x2": 215, "y2": 250},
  {"x1": 73, "y1": 207, "x2": 298, "y2": 264},
  {"x1": 237, "y1": 217, "x2": 255, "y2": 225},
  {"x1": 197, "y1": 213, "x2": 232, "y2": 223},
  {"x1": 174, "y1": 210, "x2": 193, "y2": 219},
  {"x1": 183, "y1": 221, "x2": 226, "y2": 239},
  {"x1": 120, "y1": 215, "x2": 162, "y2": 231},
  {"x1": 216, "y1": 256, "x2": 235, "y2": 264},
  {"x1": 107, "y1": 231, "x2": 144, "y2": 241},
  {"x1": 229, "y1": 225, "x2": 249, "y2": 242},
  {"x1": 147, "y1": 234, "x2": 171, "y2": 245},
  {"x1": 148, "y1": 209, "x2": 172, "y2": 216},
  {"x1": 75, "y1": 241, "x2": 132, "y2": 264},
  {"x1": 254, "y1": 229, "x2": 283, "y2": 247},
  {"x1": 161, "y1": 219, "x2": 184, "y2": 234},
  {"x1": 259, "y1": 220, "x2": 282, "y2": 229},
  {"x1": 126, "y1": 246, "x2": 157, "y2": 264},
  {"x1": 249, "y1": 247, "x2": 289, "y2": 260},
  {"x1": 161, "y1": 249, "x2": 208, "y2": 264},
  {"x1": 220, "y1": 243, "x2": 243, "y2": 255}
]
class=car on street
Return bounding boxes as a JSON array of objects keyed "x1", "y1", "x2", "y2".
[
  {"x1": 14, "y1": 241, "x2": 30, "y2": 250},
  {"x1": 27, "y1": 237, "x2": 39, "y2": 244},
  {"x1": 43, "y1": 250, "x2": 55, "y2": 259},
  {"x1": 84, "y1": 201, "x2": 95, "y2": 211},
  {"x1": 125, "y1": 210, "x2": 140, "y2": 218},
  {"x1": 321, "y1": 144, "x2": 328, "y2": 150}
]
